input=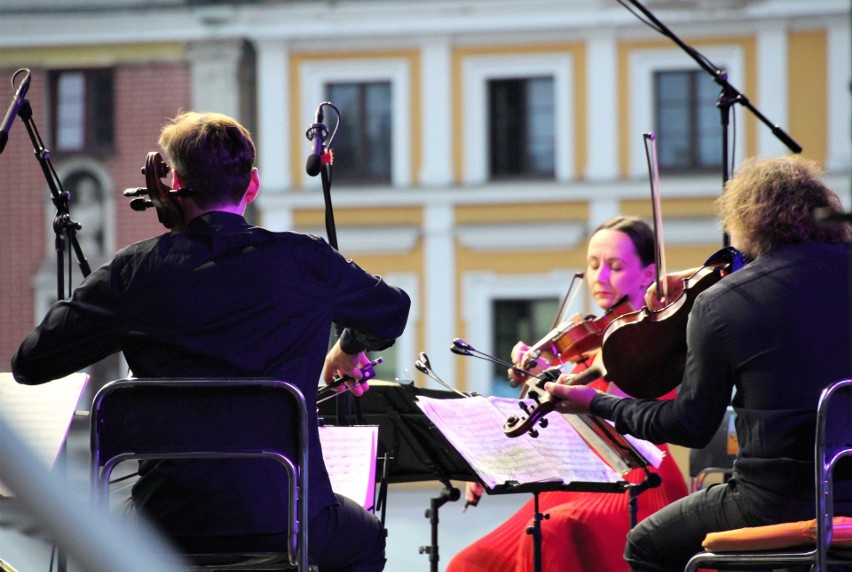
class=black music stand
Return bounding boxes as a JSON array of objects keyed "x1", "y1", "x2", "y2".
[
  {"x1": 319, "y1": 381, "x2": 473, "y2": 572},
  {"x1": 319, "y1": 382, "x2": 638, "y2": 572}
]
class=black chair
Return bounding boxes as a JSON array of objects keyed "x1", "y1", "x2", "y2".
[
  {"x1": 684, "y1": 378, "x2": 852, "y2": 571},
  {"x1": 90, "y1": 378, "x2": 310, "y2": 571},
  {"x1": 689, "y1": 406, "x2": 737, "y2": 492}
]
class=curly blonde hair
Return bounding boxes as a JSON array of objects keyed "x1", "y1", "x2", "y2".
[{"x1": 716, "y1": 155, "x2": 849, "y2": 257}]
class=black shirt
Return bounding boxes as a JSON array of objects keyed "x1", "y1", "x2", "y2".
[
  {"x1": 13, "y1": 211, "x2": 411, "y2": 536},
  {"x1": 592, "y1": 241, "x2": 852, "y2": 519}
]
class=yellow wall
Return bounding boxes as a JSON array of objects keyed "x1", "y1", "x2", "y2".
[{"x1": 788, "y1": 30, "x2": 828, "y2": 164}]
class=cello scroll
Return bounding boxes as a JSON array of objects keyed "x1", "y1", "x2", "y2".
[{"x1": 123, "y1": 151, "x2": 193, "y2": 230}]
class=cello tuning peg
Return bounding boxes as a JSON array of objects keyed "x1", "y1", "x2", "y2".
[
  {"x1": 528, "y1": 428, "x2": 539, "y2": 439},
  {"x1": 539, "y1": 418, "x2": 549, "y2": 429},
  {"x1": 129, "y1": 198, "x2": 152, "y2": 212}
]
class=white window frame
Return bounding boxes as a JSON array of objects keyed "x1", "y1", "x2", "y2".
[
  {"x1": 461, "y1": 269, "x2": 583, "y2": 396},
  {"x1": 628, "y1": 45, "x2": 746, "y2": 178},
  {"x1": 461, "y1": 53, "x2": 574, "y2": 185},
  {"x1": 300, "y1": 58, "x2": 412, "y2": 188}
]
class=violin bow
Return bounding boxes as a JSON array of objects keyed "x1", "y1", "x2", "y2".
[{"x1": 643, "y1": 132, "x2": 668, "y2": 301}]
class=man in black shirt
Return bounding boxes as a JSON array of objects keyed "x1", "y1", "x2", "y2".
[
  {"x1": 12, "y1": 111, "x2": 410, "y2": 571},
  {"x1": 546, "y1": 155, "x2": 852, "y2": 571}
]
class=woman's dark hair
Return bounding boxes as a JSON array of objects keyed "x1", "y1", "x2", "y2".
[{"x1": 593, "y1": 215, "x2": 655, "y2": 266}]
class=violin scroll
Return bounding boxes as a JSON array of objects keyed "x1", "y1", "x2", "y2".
[
  {"x1": 503, "y1": 365, "x2": 604, "y2": 438},
  {"x1": 503, "y1": 368, "x2": 561, "y2": 438}
]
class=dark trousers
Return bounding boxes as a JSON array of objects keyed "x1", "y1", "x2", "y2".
[
  {"x1": 309, "y1": 493, "x2": 386, "y2": 572},
  {"x1": 168, "y1": 494, "x2": 385, "y2": 572},
  {"x1": 625, "y1": 481, "x2": 777, "y2": 571}
]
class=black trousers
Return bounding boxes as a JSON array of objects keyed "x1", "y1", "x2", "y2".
[{"x1": 168, "y1": 494, "x2": 385, "y2": 572}]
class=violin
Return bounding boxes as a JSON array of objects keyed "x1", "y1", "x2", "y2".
[
  {"x1": 503, "y1": 297, "x2": 634, "y2": 437},
  {"x1": 512, "y1": 296, "x2": 635, "y2": 387},
  {"x1": 123, "y1": 151, "x2": 192, "y2": 230},
  {"x1": 601, "y1": 246, "x2": 749, "y2": 399}
]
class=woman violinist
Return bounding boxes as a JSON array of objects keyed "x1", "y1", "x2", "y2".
[{"x1": 446, "y1": 215, "x2": 688, "y2": 572}]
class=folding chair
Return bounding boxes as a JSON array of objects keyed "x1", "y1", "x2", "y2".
[
  {"x1": 90, "y1": 378, "x2": 310, "y2": 570},
  {"x1": 688, "y1": 406, "x2": 737, "y2": 493},
  {"x1": 684, "y1": 378, "x2": 852, "y2": 571}
]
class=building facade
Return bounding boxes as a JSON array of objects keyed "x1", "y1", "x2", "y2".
[{"x1": 1, "y1": 0, "x2": 849, "y2": 396}]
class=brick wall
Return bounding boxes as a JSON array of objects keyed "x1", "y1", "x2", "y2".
[{"x1": 0, "y1": 60, "x2": 191, "y2": 370}]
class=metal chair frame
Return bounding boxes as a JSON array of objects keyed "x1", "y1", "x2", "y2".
[
  {"x1": 685, "y1": 378, "x2": 852, "y2": 571},
  {"x1": 689, "y1": 406, "x2": 737, "y2": 493},
  {"x1": 90, "y1": 378, "x2": 310, "y2": 570}
]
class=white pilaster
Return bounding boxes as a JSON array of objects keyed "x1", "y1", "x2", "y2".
[
  {"x1": 755, "y1": 23, "x2": 789, "y2": 157},
  {"x1": 424, "y1": 202, "x2": 456, "y2": 384},
  {"x1": 585, "y1": 29, "x2": 619, "y2": 181},
  {"x1": 187, "y1": 39, "x2": 244, "y2": 117},
  {"x1": 826, "y1": 19, "x2": 851, "y2": 172},
  {"x1": 419, "y1": 38, "x2": 453, "y2": 186},
  {"x1": 255, "y1": 39, "x2": 291, "y2": 194}
]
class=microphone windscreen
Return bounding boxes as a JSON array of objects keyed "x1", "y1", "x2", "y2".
[{"x1": 306, "y1": 154, "x2": 322, "y2": 177}]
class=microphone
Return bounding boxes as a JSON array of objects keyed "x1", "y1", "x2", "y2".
[
  {"x1": 305, "y1": 103, "x2": 329, "y2": 177},
  {"x1": 414, "y1": 352, "x2": 469, "y2": 398},
  {"x1": 0, "y1": 69, "x2": 31, "y2": 155}
]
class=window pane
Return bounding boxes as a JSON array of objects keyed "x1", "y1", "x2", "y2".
[
  {"x1": 56, "y1": 72, "x2": 85, "y2": 150},
  {"x1": 326, "y1": 81, "x2": 391, "y2": 184},
  {"x1": 327, "y1": 83, "x2": 360, "y2": 181},
  {"x1": 489, "y1": 79, "x2": 522, "y2": 177},
  {"x1": 491, "y1": 298, "x2": 559, "y2": 396},
  {"x1": 364, "y1": 83, "x2": 392, "y2": 179},
  {"x1": 654, "y1": 70, "x2": 721, "y2": 172},
  {"x1": 89, "y1": 71, "x2": 114, "y2": 148},
  {"x1": 488, "y1": 77, "x2": 554, "y2": 180},
  {"x1": 526, "y1": 77, "x2": 555, "y2": 175}
]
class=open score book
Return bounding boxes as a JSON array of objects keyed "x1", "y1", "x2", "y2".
[{"x1": 416, "y1": 395, "x2": 663, "y2": 490}]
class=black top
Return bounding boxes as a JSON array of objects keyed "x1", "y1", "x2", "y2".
[
  {"x1": 592, "y1": 241, "x2": 852, "y2": 519},
  {"x1": 12, "y1": 211, "x2": 410, "y2": 536}
]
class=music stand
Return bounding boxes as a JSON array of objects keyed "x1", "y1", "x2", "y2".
[{"x1": 319, "y1": 382, "x2": 635, "y2": 572}]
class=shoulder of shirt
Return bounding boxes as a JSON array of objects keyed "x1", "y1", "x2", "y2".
[{"x1": 698, "y1": 241, "x2": 846, "y2": 305}]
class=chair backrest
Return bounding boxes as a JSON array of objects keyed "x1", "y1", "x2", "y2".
[
  {"x1": 689, "y1": 406, "x2": 737, "y2": 492},
  {"x1": 90, "y1": 378, "x2": 309, "y2": 570},
  {"x1": 814, "y1": 378, "x2": 852, "y2": 570}
]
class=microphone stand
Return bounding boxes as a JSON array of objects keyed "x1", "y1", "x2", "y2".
[
  {"x1": 306, "y1": 102, "x2": 358, "y2": 427},
  {"x1": 621, "y1": 0, "x2": 801, "y2": 244},
  {"x1": 17, "y1": 84, "x2": 91, "y2": 297},
  {"x1": 15, "y1": 72, "x2": 91, "y2": 572}
]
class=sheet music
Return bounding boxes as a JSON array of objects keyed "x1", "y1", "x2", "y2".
[
  {"x1": 566, "y1": 414, "x2": 664, "y2": 475},
  {"x1": 417, "y1": 395, "x2": 618, "y2": 489},
  {"x1": 489, "y1": 398, "x2": 620, "y2": 483},
  {"x1": 0, "y1": 372, "x2": 89, "y2": 497},
  {"x1": 319, "y1": 425, "x2": 378, "y2": 510}
]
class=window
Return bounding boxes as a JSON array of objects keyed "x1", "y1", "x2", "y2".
[
  {"x1": 654, "y1": 70, "x2": 722, "y2": 173},
  {"x1": 488, "y1": 77, "x2": 555, "y2": 180},
  {"x1": 491, "y1": 297, "x2": 559, "y2": 396},
  {"x1": 51, "y1": 69, "x2": 114, "y2": 154},
  {"x1": 325, "y1": 82, "x2": 392, "y2": 184}
]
